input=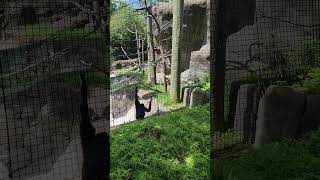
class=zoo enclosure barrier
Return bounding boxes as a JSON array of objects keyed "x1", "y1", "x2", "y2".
[
  {"x1": 0, "y1": 1, "x2": 109, "y2": 179},
  {"x1": 211, "y1": 0, "x2": 320, "y2": 158}
]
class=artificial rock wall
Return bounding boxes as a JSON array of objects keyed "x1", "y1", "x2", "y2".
[{"x1": 153, "y1": 0, "x2": 320, "y2": 82}]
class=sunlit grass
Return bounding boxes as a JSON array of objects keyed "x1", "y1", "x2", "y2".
[
  {"x1": 111, "y1": 105, "x2": 210, "y2": 179},
  {"x1": 111, "y1": 105, "x2": 243, "y2": 179}
]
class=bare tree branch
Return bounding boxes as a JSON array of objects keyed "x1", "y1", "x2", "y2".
[
  {"x1": 161, "y1": 36, "x2": 172, "y2": 42},
  {"x1": 121, "y1": 46, "x2": 132, "y2": 60},
  {"x1": 127, "y1": 28, "x2": 135, "y2": 34},
  {"x1": 0, "y1": 49, "x2": 69, "y2": 79},
  {"x1": 160, "y1": 19, "x2": 173, "y2": 31}
]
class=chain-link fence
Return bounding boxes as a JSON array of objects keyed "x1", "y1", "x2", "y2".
[
  {"x1": 0, "y1": 1, "x2": 109, "y2": 179},
  {"x1": 1, "y1": 0, "x2": 320, "y2": 179},
  {"x1": 211, "y1": 0, "x2": 320, "y2": 158}
]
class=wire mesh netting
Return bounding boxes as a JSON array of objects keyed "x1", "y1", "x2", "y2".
[
  {"x1": 0, "y1": 0, "x2": 319, "y2": 179},
  {"x1": 0, "y1": 1, "x2": 109, "y2": 179},
  {"x1": 211, "y1": 0, "x2": 320, "y2": 158}
]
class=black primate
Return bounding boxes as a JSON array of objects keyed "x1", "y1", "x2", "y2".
[
  {"x1": 79, "y1": 73, "x2": 110, "y2": 180},
  {"x1": 135, "y1": 86, "x2": 152, "y2": 119}
]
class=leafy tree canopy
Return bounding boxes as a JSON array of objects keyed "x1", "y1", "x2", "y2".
[{"x1": 110, "y1": 4, "x2": 146, "y2": 60}]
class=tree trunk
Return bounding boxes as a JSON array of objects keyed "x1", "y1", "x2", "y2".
[
  {"x1": 160, "y1": 46, "x2": 168, "y2": 92},
  {"x1": 92, "y1": 1, "x2": 100, "y2": 30},
  {"x1": 170, "y1": 0, "x2": 184, "y2": 103},
  {"x1": 134, "y1": 24, "x2": 141, "y2": 69},
  {"x1": 141, "y1": 36, "x2": 145, "y2": 63},
  {"x1": 147, "y1": 14, "x2": 157, "y2": 85}
]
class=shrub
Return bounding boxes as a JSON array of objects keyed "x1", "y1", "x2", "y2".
[
  {"x1": 304, "y1": 40, "x2": 320, "y2": 67},
  {"x1": 300, "y1": 68, "x2": 320, "y2": 94}
]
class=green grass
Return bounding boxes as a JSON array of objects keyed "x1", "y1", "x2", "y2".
[
  {"x1": 111, "y1": 105, "x2": 211, "y2": 179},
  {"x1": 140, "y1": 83, "x2": 185, "y2": 111},
  {"x1": 112, "y1": 68, "x2": 144, "y2": 80},
  {"x1": 212, "y1": 128, "x2": 320, "y2": 180},
  {"x1": 139, "y1": 69, "x2": 185, "y2": 110}
]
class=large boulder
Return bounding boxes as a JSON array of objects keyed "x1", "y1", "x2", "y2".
[
  {"x1": 254, "y1": 85, "x2": 306, "y2": 147},
  {"x1": 0, "y1": 82, "x2": 108, "y2": 179},
  {"x1": 188, "y1": 44, "x2": 210, "y2": 81},
  {"x1": 152, "y1": 0, "x2": 208, "y2": 72},
  {"x1": 226, "y1": 0, "x2": 320, "y2": 81},
  {"x1": 233, "y1": 84, "x2": 262, "y2": 143},
  {"x1": 301, "y1": 95, "x2": 320, "y2": 132},
  {"x1": 182, "y1": 88, "x2": 192, "y2": 106},
  {"x1": 190, "y1": 87, "x2": 209, "y2": 107},
  {"x1": 153, "y1": 0, "x2": 256, "y2": 80},
  {"x1": 153, "y1": 0, "x2": 320, "y2": 83}
]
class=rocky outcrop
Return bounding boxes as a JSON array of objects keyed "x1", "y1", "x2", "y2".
[
  {"x1": 226, "y1": 0, "x2": 320, "y2": 81},
  {"x1": 303, "y1": 95, "x2": 320, "y2": 131},
  {"x1": 153, "y1": 0, "x2": 320, "y2": 82},
  {"x1": 0, "y1": 83, "x2": 109, "y2": 179},
  {"x1": 152, "y1": 0, "x2": 208, "y2": 73},
  {"x1": 187, "y1": 44, "x2": 210, "y2": 81},
  {"x1": 253, "y1": 85, "x2": 320, "y2": 147},
  {"x1": 190, "y1": 87, "x2": 209, "y2": 107},
  {"x1": 233, "y1": 84, "x2": 262, "y2": 143}
]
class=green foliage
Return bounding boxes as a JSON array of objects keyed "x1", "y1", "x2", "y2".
[
  {"x1": 303, "y1": 40, "x2": 320, "y2": 68},
  {"x1": 185, "y1": 75, "x2": 210, "y2": 92},
  {"x1": 212, "y1": 128, "x2": 320, "y2": 180},
  {"x1": 288, "y1": 40, "x2": 320, "y2": 94},
  {"x1": 111, "y1": 0, "x2": 129, "y2": 14},
  {"x1": 296, "y1": 68, "x2": 320, "y2": 94},
  {"x1": 110, "y1": 6, "x2": 146, "y2": 60},
  {"x1": 111, "y1": 105, "x2": 210, "y2": 179},
  {"x1": 202, "y1": 82, "x2": 210, "y2": 92}
]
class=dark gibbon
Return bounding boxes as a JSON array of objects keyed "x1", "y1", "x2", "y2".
[{"x1": 135, "y1": 86, "x2": 152, "y2": 120}]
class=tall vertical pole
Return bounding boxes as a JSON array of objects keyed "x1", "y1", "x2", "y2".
[
  {"x1": 140, "y1": 36, "x2": 144, "y2": 63},
  {"x1": 147, "y1": 14, "x2": 157, "y2": 85},
  {"x1": 92, "y1": 1, "x2": 100, "y2": 30},
  {"x1": 134, "y1": 24, "x2": 141, "y2": 69},
  {"x1": 170, "y1": 0, "x2": 184, "y2": 103},
  {"x1": 210, "y1": 0, "x2": 226, "y2": 177},
  {"x1": 213, "y1": 0, "x2": 226, "y2": 132}
]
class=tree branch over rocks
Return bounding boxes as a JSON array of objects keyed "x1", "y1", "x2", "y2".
[{"x1": 0, "y1": 49, "x2": 69, "y2": 79}]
